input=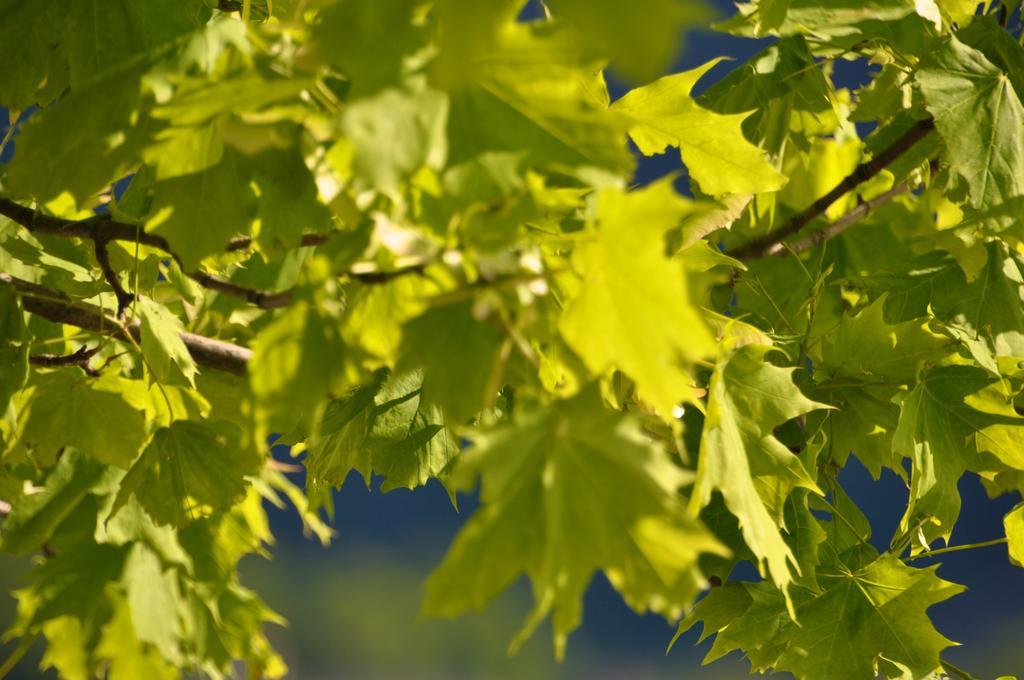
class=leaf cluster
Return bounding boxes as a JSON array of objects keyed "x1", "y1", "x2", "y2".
[{"x1": 3, "y1": 1, "x2": 1024, "y2": 678}]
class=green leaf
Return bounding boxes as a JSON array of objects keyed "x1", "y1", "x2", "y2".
[
  {"x1": 305, "y1": 376, "x2": 382, "y2": 491},
  {"x1": 700, "y1": 36, "x2": 838, "y2": 154},
  {"x1": 544, "y1": 0, "x2": 710, "y2": 83},
  {"x1": 13, "y1": 537, "x2": 129, "y2": 643},
  {"x1": 0, "y1": 281, "x2": 30, "y2": 415},
  {"x1": 305, "y1": 369, "x2": 459, "y2": 494},
  {"x1": 313, "y1": 0, "x2": 426, "y2": 96},
  {"x1": 560, "y1": 182, "x2": 715, "y2": 419},
  {"x1": 121, "y1": 543, "x2": 184, "y2": 661},
  {"x1": 690, "y1": 345, "x2": 827, "y2": 599},
  {"x1": 65, "y1": 0, "x2": 209, "y2": 88},
  {"x1": 932, "y1": 241, "x2": 1024, "y2": 372},
  {"x1": 721, "y1": 0, "x2": 940, "y2": 52},
  {"x1": 112, "y1": 420, "x2": 261, "y2": 528},
  {"x1": 249, "y1": 292, "x2": 348, "y2": 436},
  {"x1": 1, "y1": 451, "x2": 110, "y2": 555},
  {"x1": 679, "y1": 553, "x2": 964, "y2": 680},
  {"x1": 145, "y1": 150, "x2": 256, "y2": 271},
  {"x1": 672, "y1": 580, "x2": 788, "y2": 669},
  {"x1": 7, "y1": 63, "x2": 151, "y2": 206},
  {"x1": 95, "y1": 596, "x2": 177, "y2": 680},
  {"x1": 612, "y1": 60, "x2": 787, "y2": 196},
  {"x1": 364, "y1": 370, "x2": 458, "y2": 492},
  {"x1": 398, "y1": 300, "x2": 504, "y2": 424},
  {"x1": 141, "y1": 123, "x2": 224, "y2": 180},
  {"x1": 1005, "y1": 502, "x2": 1024, "y2": 567},
  {"x1": 810, "y1": 298, "x2": 951, "y2": 477},
  {"x1": 895, "y1": 365, "x2": 1024, "y2": 543},
  {"x1": 918, "y1": 36, "x2": 1024, "y2": 212},
  {"x1": 758, "y1": 0, "x2": 791, "y2": 33},
  {"x1": 250, "y1": 150, "x2": 332, "y2": 253},
  {"x1": 442, "y1": 22, "x2": 634, "y2": 177},
  {"x1": 778, "y1": 555, "x2": 963, "y2": 679},
  {"x1": 138, "y1": 296, "x2": 198, "y2": 388},
  {"x1": 341, "y1": 277, "x2": 432, "y2": 361},
  {"x1": 0, "y1": 0, "x2": 66, "y2": 109},
  {"x1": 821, "y1": 297, "x2": 949, "y2": 383},
  {"x1": 96, "y1": 497, "x2": 194, "y2": 572},
  {"x1": 15, "y1": 371, "x2": 148, "y2": 468},
  {"x1": 424, "y1": 387, "x2": 725, "y2": 659},
  {"x1": 342, "y1": 86, "x2": 449, "y2": 194}
]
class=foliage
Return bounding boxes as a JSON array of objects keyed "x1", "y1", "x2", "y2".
[{"x1": 2, "y1": 0, "x2": 1024, "y2": 678}]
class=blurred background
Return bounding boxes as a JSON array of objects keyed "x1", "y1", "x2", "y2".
[{"x1": 2, "y1": 0, "x2": 1023, "y2": 677}]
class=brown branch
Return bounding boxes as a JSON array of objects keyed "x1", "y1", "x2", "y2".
[
  {"x1": 29, "y1": 345, "x2": 101, "y2": 376},
  {"x1": 225, "y1": 233, "x2": 331, "y2": 252},
  {"x1": 93, "y1": 238, "x2": 134, "y2": 317},
  {"x1": 188, "y1": 271, "x2": 294, "y2": 309},
  {"x1": 731, "y1": 118, "x2": 935, "y2": 260},
  {"x1": 751, "y1": 182, "x2": 911, "y2": 259},
  {"x1": 0, "y1": 199, "x2": 412, "y2": 309},
  {"x1": 0, "y1": 199, "x2": 171, "y2": 250},
  {"x1": 0, "y1": 199, "x2": 309, "y2": 309},
  {"x1": 3, "y1": 273, "x2": 252, "y2": 375}
]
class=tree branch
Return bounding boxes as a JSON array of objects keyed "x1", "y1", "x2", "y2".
[
  {"x1": 750, "y1": 182, "x2": 911, "y2": 259},
  {"x1": 0, "y1": 199, "x2": 172, "y2": 250},
  {"x1": 93, "y1": 238, "x2": 134, "y2": 317},
  {"x1": 0, "y1": 199, "x2": 417, "y2": 309},
  {"x1": 188, "y1": 271, "x2": 294, "y2": 309},
  {"x1": 29, "y1": 345, "x2": 101, "y2": 377},
  {"x1": 0, "y1": 199, "x2": 307, "y2": 309},
  {"x1": 2, "y1": 273, "x2": 252, "y2": 376},
  {"x1": 731, "y1": 118, "x2": 934, "y2": 260},
  {"x1": 226, "y1": 232, "x2": 330, "y2": 252}
]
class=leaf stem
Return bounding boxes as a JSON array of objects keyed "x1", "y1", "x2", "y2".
[
  {"x1": 0, "y1": 110, "x2": 23, "y2": 160},
  {"x1": 941, "y1": 658, "x2": 979, "y2": 680},
  {"x1": 0, "y1": 633, "x2": 39, "y2": 679},
  {"x1": 904, "y1": 537, "x2": 1008, "y2": 562},
  {"x1": 817, "y1": 491, "x2": 869, "y2": 547}
]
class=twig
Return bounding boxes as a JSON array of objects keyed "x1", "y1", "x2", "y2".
[
  {"x1": 0, "y1": 199, "x2": 171, "y2": 250},
  {"x1": 0, "y1": 198, "x2": 419, "y2": 309},
  {"x1": 731, "y1": 118, "x2": 934, "y2": 260},
  {"x1": 93, "y1": 238, "x2": 134, "y2": 317},
  {"x1": 2, "y1": 273, "x2": 252, "y2": 375},
  {"x1": 29, "y1": 345, "x2": 101, "y2": 376},
  {"x1": 0, "y1": 199, "x2": 319, "y2": 308},
  {"x1": 904, "y1": 537, "x2": 1008, "y2": 562},
  {"x1": 753, "y1": 182, "x2": 911, "y2": 259},
  {"x1": 189, "y1": 271, "x2": 294, "y2": 310},
  {"x1": 225, "y1": 232, "x2": 330, "y2": 252}
]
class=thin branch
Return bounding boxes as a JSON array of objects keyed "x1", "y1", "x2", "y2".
[
  {"x1": 2, "y1": 273, "x2": 252, "y2": 376},
  {"x1": 0, "y1": 198, "x2": 415, "y2": 309},
  {"x1": 0, "y1": 199, "x2": 310, "y2": 308},
  {"x1": 188, "y1": 271, "x2": 294, "y2": 310},
  {"x1": 752, "y1": 182, "x2": 911, "y2": 259},
  {"x1": 0, "y1": 198, "x2": 171, "y2": 250},
  {"x1": 29, "y1": 345, "x2": 101, "y2": 377},
  {"x1": 731, "y1": 117, "x2": 935, "y2": 260},
  {"x1": 904, "y1": 537, "x2": 1008, "y2": 562},
  {"x1": 93, "y1": 238, "x2": 134, "y2": 317}
]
